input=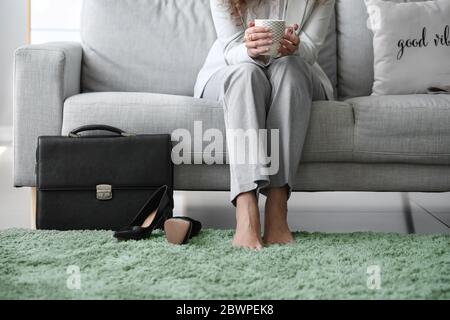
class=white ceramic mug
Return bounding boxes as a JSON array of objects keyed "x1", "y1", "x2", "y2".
[{"x1": 254, "y1": 19, "x2": 286, "y2": 57}]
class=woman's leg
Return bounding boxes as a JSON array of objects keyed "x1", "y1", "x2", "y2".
[
  {"x1": 264, "y1": 186, "x2": 291, "y2": 244},
  {"x1": 263, "y1": 55, "x2": 325, "y2": 244},
  {"x1": 202, "y1": 63, "x2": 272, "y2": 249}
]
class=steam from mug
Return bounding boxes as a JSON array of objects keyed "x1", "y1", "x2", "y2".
[{"x1": 254, "y1": 19, "x2": 286, "y2": 57}]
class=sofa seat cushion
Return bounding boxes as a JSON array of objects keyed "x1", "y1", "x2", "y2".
[
  {"x1": 62, "y1": 92, "x2": 354, "y2": 164},
  {"x1": 347, "y1": 94, "x2": 450, "y2": 165},
  {"x1": 63, "y1": 92, "x2": 225, "y2": 164}
]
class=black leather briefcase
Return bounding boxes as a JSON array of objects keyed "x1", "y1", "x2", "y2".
[{"x1": 35, "y1": 125, "x2": 173, "y2": 230}]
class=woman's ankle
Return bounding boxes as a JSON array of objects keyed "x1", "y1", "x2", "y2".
[
  {"x1": 266, "y1": 185, "x2": 289, "y2": 202},
  {"x1": 234, "y1": 191, "x2": 263, "y2": 249},
  {"x1": 236, "y1": 192, "x2": 260, "y2": 227},
  {"x1": 236, "y1": 191, "x2": 258, "y2": 207},
  {"x1": 264, "y1": 186, "x2": 289, "y2": 230}
]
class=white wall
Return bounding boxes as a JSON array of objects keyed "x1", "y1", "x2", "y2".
[
  {"x1": 0, "y1": 0, "x2": 27, "y2": 137},
  {"x1": 31, "y1": 0, "x2": 82, "y2": 44}
]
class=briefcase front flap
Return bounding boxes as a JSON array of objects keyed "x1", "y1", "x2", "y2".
[{"x1": 36, "y1": 134, "x2": 172, "y2": 190}]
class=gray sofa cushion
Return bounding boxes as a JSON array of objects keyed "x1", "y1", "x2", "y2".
[
  {"x1": 336, "y1": 0, "x2": 426, "y2": 99},
  {"x1": 302, "y1": 100, "x2": 354, "y2": 162},
  {"x1": 347, "y1": 94, "x2": 450, "y2": 165},
  {"x1": 336, "y1": 0, "x2": 373, "y2": 99},
  {"x1": 62, "y1": 92, "x2": 225, "y2": 164},
  {"x1": 316, "y1": 10, "x2": 337, "y2": 97},
  {"x1": 81, "y1": 0, "x2": 216, "y2": 96},
  {"x1": 62, "y1": 92, "x2": 354, "y2": 164}
]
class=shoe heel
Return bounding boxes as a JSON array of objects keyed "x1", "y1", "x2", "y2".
[{"x1": 164, "y1": 218, "x2": 192, "y2": 245}]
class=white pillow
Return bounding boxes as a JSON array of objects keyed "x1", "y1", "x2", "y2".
[{"x1": 365, "y1": 0, "x2": 450, "y2": 95}]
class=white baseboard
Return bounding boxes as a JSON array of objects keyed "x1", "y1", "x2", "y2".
[{"x1": 0, "y1": 125, "x2": 13, "y2": 142}]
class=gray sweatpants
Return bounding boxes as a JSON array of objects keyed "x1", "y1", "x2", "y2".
[{"x1": 202, "y1": 55, "x2": 326, "y2": 204}]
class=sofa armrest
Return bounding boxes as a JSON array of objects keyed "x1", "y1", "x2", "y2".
[{"x1": 14, "y1": 42, "x2": 82, "y2": 187}]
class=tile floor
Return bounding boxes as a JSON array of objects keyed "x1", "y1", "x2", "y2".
[{"x1": 0, "y1": 141, "x2": 449, "y2": 234}]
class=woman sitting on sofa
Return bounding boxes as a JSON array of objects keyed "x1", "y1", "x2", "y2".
[{"x1": 194, "y1": 0, "x2": 335, "y2": 250}]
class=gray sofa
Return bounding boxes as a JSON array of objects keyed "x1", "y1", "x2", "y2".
[{"x1": 14, "y1": 0, "x2": 450, "y2": 195}]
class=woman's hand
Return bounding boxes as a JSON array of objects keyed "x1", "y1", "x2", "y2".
[
  {"x1": 279, "y1": 24, "x2": 300, "y2": 57},
  {"x1": 244, "y1": 21, "x2": 273, "y2": 58}
]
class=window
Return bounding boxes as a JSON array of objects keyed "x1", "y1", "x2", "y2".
[{"x1": 30, "y1": 0, "x2": 83, "y2": 44}]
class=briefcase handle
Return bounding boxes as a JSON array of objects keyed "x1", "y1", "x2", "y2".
[{"x1": 68, "y1": 125, "x2": 134, "y2": 138}]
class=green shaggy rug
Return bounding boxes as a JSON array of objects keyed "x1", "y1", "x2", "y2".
[{"x1": 0, "y1": 229, "x2": 449, "y2": 300}]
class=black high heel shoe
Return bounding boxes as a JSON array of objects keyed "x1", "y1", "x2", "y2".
[
  {"x1": 164, "y1": 217, "x2": 202, "y2": 245},
  {"x1": 114, "y1": 185, "x2": 172, "y2": 241}
]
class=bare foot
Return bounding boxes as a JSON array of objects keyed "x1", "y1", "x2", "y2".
[
  {"x1": 263, "y1": 186, "x2": 294, "y2": 245},
  {"x1": 232, "y1": 192, "x2": 263, "y2": 250}
]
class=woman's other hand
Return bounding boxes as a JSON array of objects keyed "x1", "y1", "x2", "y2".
[
  {"x1": 279, "y1": 24, "x2": 300, "y2": 56},
  {"x1": 244, "y1": 21, "x2": 273, "y2": 58}
]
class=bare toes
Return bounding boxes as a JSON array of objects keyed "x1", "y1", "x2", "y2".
[
  {"x1": 263, "y1": 232, "x2": 294, "y2": 245},
  {"x1": 232, "y1": 237, "x2": 263, "y2": 250}
]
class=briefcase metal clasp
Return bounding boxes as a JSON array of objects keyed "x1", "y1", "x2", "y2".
[{"x1": 96, "y1": 184, "x2": 112, "y2": 201}]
